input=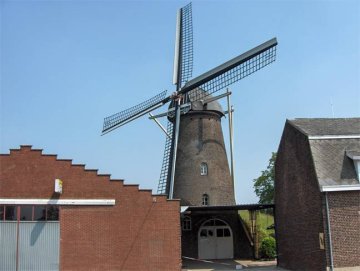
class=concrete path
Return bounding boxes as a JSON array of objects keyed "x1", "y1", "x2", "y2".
[{"x1": 182, "y1": 258, "x2": 289, "y2": 271}]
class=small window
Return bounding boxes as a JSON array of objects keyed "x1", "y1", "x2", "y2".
[
  {"x1": 1, "y1": 205, "x2": 58, "y2": 221},
  {"x1": 202, "y1": 194, "x2": 209, "y2": 206},
  {"x1": 217, "y1": 228, "x2": 224, "y2": 237},
  {"x1": 182, "y1": 216, "x2": 192, "y2": 231},
  {"x1": 20, "y1": 206, "x2": 33, "y2": 221},
  {"x1": 34, "y1": 206, "x2": 47, "y2": 221},
  {"x1": 224, "y1": 228, "x2": 231, "y2": 237},
  {"x1": 200, "y1": 163, "x2": 208, "y2": 176},
  {"x1": 47, "y1": 206, "x2": 59, "y2": 221},
  {"x1": 0, "y1": 205, "x2": 4, "y2": 220},
  {"x1": 200, "y1": 229, "x2": 207, "y2": 238},
  {"x1": 5, "y1": 206, "x2": 17, "y2": 221},
  {"x1": 214, "y1": 220, "x2": 226, "y2": 226}
]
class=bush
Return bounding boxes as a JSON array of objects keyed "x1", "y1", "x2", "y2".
[{"x1": 260, "y1": 236, "x2": 276, "y2": 259}]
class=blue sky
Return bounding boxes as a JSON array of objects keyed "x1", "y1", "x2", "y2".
[{"x1": 1, "y1": 0, "x2": 359, "y2": 203}]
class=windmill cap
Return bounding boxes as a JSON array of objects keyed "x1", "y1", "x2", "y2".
[
  {"x1": 188, "y1": 88, "x2": 224, "y2": 115},
  {"x1": 169, "y1": 87, "x2": 225, "y2": 116}
]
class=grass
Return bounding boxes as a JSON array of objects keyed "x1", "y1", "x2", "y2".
[{"x1": 239, "y1": 210, "x2": 275, "y2": 237}]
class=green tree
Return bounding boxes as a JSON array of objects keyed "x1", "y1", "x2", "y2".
[{"x1": 253, "y1": 152, "x2": 276, "y2": 204}]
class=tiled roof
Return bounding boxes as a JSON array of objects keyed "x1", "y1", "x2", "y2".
[
  {"x1": 309, "y1": 138, "x2": 360, "y2": 186},
  {"x1": 288, "y1": 118, "x2": 360, "y2": 188},
  {"x1": 288, "y1": 118, "x2": 360, "y2": 136}
]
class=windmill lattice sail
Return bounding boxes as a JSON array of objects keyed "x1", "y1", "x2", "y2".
[
  {"x1": 102, "y1": 90, "x2": 167, "y2": 134},
  {"x1": 179, "y1": 2, "x2": 193, "y2": 86},
  {"x1": 173, "y1": 3, "x2": 193, "y2": 88},
  {"x1": 179, "y1": 38, "x2": 277, "y2": 102},
  {"x1": 157, "y1": 121, "x2": 174, "y2": 194}
]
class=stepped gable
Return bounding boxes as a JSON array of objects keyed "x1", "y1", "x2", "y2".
[{"x1": 0, "y1": 145, "x2": 172, "y2": 203}]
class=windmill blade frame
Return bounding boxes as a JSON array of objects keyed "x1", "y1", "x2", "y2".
[
  {"x1": 161, "y1": 2, "x2": 194, "y2": 198},
  {"x1": 173, "y1": 2, "x2": 193, "y2": 89},
  {"x1": 157, "y1": 120, "x2": 174, "y2": 194},
  {"x1": 102, "y1": 90, "x2": 169, "y2": 135},
  {"x1": 179, "y1": 38, "x2": 277, "y2": 101}
]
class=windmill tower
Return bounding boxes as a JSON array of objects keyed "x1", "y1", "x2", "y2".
[
  {"x1": 171, "y1": 89, "x2": 235, "y2": 206},
  {"x1": 102, "y1": 3, "x2": 277, "y2": 207}
]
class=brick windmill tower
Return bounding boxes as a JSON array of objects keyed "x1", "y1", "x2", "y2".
[
  {"x1": 171, "y1": 89, "x2": 235, "y2": 206},
  {"x1": 102, "y1": 3, "x2": 277, "y2": 208}
]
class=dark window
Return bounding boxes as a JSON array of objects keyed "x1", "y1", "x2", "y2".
[
  {"x1": 182, "y1": 216, "x2": 192, "y2": 231},
  {"x1": 214, "y1": 220, "x2": 226, "y2": 226},
  {"x1": 224, "y1": 228, "x2": 231, "y2": 237},
  {"x1": 34, "y1": 206, "x2": 46, "y2": 221},
  {"x1": 0, "y1": 205, "x2": 4, "y2": 220},
  {"x1": 5, "y1": 206, "x2": 17, "y2": 221},
  {"x1": 202, "y1": 194, "x2": 209, "y2": 206},
  {"x1": 200, "y1": 229, "x2": 207, "y2": 238},
  {"x1": 47, "y1": 206, "x2": 59, "y2": 221},
  {"x1": 208, "y1": 229, "x2": 214, "y2": 237},
  {"x1": 20, "y1": 206, "x2": 33, "y2": 221},
  {"x1": 217, "y1": 228, "x2": 224, "y2": 237},
  {"x1": 1, "y1": 205, "x2": 59, "y2": 221}
]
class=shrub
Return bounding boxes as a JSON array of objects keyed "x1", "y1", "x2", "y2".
[
  {"x1": 260, "y1": 236, "x2": 276, "y2": 259},
  {"x1": 258, "y1": 227, "x2": 268, "y2": 241}
]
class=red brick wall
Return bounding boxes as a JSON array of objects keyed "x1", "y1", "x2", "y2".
[
  {"x1": 275, "y1": 122, "x2": 327, "y2": 271},
  {"x1": 0, "y1": 146, "x2": 181, "y2": 271},
  {"x1": 327, "y1": 191, "x2": 360, "y2": 268}
]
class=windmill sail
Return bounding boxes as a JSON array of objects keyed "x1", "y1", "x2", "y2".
[
  {"x1": 159, "y1": 3, "x2": 194, "y2": 197},
  {"x1": 173, "y1": 2, "x2": 193, "y2": 89},
  {"x1": 157, "y1": 121, "x2": 174, "y2": 194},
  {"x1": 180, "y1": 38, "x2": 277, "y2": 102},
  {"x1": 102, "y1": 90, "x2": 168, "y2": 135}
]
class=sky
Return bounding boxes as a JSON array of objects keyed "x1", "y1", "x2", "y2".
[{"x1": 1, "y1": 0, "x2": 359, "y2": 204}]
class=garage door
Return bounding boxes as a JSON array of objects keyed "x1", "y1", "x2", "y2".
[
  {"x1": 0, "y1": 205, "x2": 60, "y2": 271},
  {"x1": 198, "y1": 219, "x2": 233, "y2": 259}
]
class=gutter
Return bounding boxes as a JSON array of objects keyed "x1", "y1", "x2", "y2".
[
  {"x1": 0, "y1": 198, "x2": 115, "y2": 205},
  {"x1": 321, "y1": 185, "x2": 360, "y2": 192},
  {"x1": 308, "y1": 135, "x2": 360, "y2": 140}
]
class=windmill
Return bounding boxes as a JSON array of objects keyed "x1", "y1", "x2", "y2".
[{"x1": 102, "y1": 3, "x2": 277, "y2": 204}]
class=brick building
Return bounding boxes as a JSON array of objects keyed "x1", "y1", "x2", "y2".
[
  {"x1": 0, "y1": 146, "x2": 181, "y2": 271},
  {"x1": 275, "y1": 118, "x2": 360, "y2": 271}
]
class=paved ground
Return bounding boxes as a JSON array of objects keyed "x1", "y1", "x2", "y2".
[{"x1": 182, "y1": 257, "x2": 289, "y2": 271}]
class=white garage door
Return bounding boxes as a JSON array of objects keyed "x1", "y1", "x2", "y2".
[{"x1": 198, "y1": 219, "x2": 233, "y2": 259}]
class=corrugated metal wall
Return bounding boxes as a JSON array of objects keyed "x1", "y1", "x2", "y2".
[
  {"x1": 0, "y1": 222, "x2": 17, "y2": 271},
  {"x1": 0, "y1": 222, "x2": 59, "y2": 271},
  {"x1": 19, "y1": 222, "x2": 59, "y2": 271}
]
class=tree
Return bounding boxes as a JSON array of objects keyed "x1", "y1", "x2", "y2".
[{"x1": 253, "y1": 152, "x2": 276, "y2": 204}]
